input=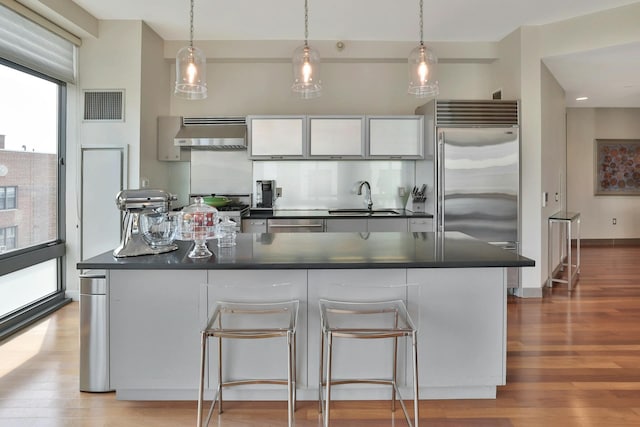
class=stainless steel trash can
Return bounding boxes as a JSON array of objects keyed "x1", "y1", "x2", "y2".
[{"x1": 79, "y1": 271, "x2": 112, "y2": 392}]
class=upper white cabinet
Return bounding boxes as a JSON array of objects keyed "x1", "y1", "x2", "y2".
[
  {"x1": 248, "y1": 115, "x2": 424, "y2": 160},
  {"x1": 308, "y1": 116, "x2": 365, "y2": 159},
  {"x1": 248, "y1": 115, "x2": 306, "y2": 159},
  {"x1": 367, "y1": 116, "x2": 424, "y2": 159}
]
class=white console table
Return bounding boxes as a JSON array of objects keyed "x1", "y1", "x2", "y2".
[{"x1": 547, "y1": 211, "x2": 581, "y2": 291}]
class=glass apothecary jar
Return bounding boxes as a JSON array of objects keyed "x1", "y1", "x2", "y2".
[
  {"x1": 217, "y1": 215, "x2": 237, "y2": 248},
  {"x1": 176, "y1": 197, "x2": 219, "y2": 258}
]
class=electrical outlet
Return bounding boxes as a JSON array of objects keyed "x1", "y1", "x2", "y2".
[
  {"x1": 612, "y1": 218, "x2": 617, "y2": 225},
  {"x1": 398, "y1": 187, "x2": 406, "y2": 197},
  {"x1": 276, "y1": 187, "x2": 282, "y2": 198},
  {"x1": 555, "y1": 192, "x2": 559, "y2": 202}
]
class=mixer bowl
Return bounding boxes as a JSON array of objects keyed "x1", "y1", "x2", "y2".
[{"x1": 140, "y1": 212, "x2": 178, "y2": 248}]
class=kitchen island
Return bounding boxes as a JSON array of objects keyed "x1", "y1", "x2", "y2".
[{"x1": 78, "y1": 231, "x2": 534, "y2": 401}]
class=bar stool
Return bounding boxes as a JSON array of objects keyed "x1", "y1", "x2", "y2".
[
  {"x1": 197, "y1": 300, "x2": 299, "y2": 427},
  {"x1": 318, "y1": 298, "x2": 419, "y2": 427}
]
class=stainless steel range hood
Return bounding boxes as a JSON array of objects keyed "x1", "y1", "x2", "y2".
[{"x1": 174, "y1": 117, "x2": 247, "y2": 150}]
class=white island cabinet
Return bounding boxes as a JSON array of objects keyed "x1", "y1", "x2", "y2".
[
  {"x1": 109, "y1": 270, "x2": 206, "y2": 399},
  {"x1": 107, "y1": 265, "x2": 507, "y2": 401},
  {"x1": 80, "y1": 232, "x2": 533, "y2": 402}
]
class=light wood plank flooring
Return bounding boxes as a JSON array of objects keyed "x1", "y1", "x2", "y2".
[{"x1": 2, "y1": 246, "x2": 640, "y2": 426}]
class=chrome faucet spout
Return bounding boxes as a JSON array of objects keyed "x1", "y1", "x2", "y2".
[{"x1": 357, "y1": 181, "x2": 373, "y2": 211}]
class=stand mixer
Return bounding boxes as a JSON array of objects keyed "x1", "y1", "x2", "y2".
[{"x1": 113, "y1": 189, "x2": 178, "y2": 258}]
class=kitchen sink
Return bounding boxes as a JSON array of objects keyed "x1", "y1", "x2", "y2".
[{"x1": 328, "y1": 208, "x2": 400, "y2": 216}]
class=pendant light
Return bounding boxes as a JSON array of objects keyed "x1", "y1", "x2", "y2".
[
  {"x1": 291, "y1": 0, "x2": 322, "y2": 98},
  {"x1": 408, "y1": 0, "x2": 438, "y2": 98},
  {"x1": 175, "y1": 0, "x2": 207, "y2": 99}
]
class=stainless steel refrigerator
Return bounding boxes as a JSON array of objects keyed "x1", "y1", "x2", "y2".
[{"x1": 417, "y1": 100, "x2": 520, "y2": 285}]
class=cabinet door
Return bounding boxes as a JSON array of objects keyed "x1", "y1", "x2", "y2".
[
  {"x1": 249, "y1": 116, "x2": 306, "y2": 158},
  {"x1": 367, "y1": 218, "x2": 408, "y2": 232},
  {"x1": 309, "y1": 116, "x2": 365, "y2": 158},
  {"x1": 368, "y1": 116, "x2": 424, "y2": 159},
  {"x1": 110, "y1": 270, "x2": 207, "y2": 390},
  {"x1": 325, "y1": 218, "x2": 367, "y2": 232},
  {"x1": 158, "y1": 116, "x2": 189, "y2": 161},
  {"x1": 408, "y1": 217, "x2": 433, "y2": 232}
]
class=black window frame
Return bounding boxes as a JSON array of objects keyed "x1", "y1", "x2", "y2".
[{"x1": 0, "y1": 58, "x2": 69, "y2": 341}]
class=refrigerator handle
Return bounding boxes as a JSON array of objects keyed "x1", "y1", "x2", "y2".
[{"x1": 437, "y1": 131, "x2": 445, "y2": 232}]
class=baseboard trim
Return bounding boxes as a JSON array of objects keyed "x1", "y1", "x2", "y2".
[
  {"x1": 511, "y1": 287, "x2": 543, "y2": 298},
  {"x1": 580, "y1": 238, "x2": 640, "y2": 247}
]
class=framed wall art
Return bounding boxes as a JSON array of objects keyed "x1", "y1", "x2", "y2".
[{"x1": 595, "y1": 139, "x2": 640, "y2": 195}]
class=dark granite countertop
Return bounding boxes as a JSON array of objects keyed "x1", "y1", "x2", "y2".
[
  {"x1": 77, "y1": 231, "x2": 534, "y2": 270},
  {"x1": 247, "y1": 209, "x2": 433, "y2": 219}
]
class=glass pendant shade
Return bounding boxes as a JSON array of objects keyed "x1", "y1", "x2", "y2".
[
  {"x1": 291, "y1": 44, "x2": 322, "y2": 99},
  {"x1": 408, "y1": 43, "x2": 439, "y2": 98},
  {"x1": 175, "y1": 45, "x2": 207, "y2": 100}
]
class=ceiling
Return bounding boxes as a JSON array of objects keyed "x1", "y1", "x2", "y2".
[{"x1": 70, "y1": 0, "x2": 640, "y2": 107}]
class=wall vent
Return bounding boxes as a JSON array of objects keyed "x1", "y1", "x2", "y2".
[{"x1": 83, "y1": 90, "x2": 125, "y2": 122}]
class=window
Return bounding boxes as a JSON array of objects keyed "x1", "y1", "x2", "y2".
[
  {"x1": 0, "y1": 226, "x2": 16, "y2": 251},
  {"x1": 0, "y1": 60, "x2": 68, "y2": 337},
  {"x1": 0, "y1": 2, "x2": 75, "y2": 339},
  {"x1": 0, "y1": 186, "x2": 17, "y2": 210}
]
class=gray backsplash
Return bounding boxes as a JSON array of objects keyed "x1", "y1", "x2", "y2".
[
  {"x1": 253, "y1": 160, "x2": 416, "y2": 209},
  {"x1": 190, "y1": 151, "x2": 432, "y2": 210}
]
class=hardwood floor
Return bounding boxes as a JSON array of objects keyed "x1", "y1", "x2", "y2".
[{"x1": 2, "y1": 246, "x2": 640, "y2": 426}]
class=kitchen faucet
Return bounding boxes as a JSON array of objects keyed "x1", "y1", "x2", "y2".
[{"x1": 357, "y1": 181, "x2": 373, "y2": 211}]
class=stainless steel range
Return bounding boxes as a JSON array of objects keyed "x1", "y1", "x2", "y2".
[{"x1": 188, "y1": 193, "x2": 250, "y2": 232}]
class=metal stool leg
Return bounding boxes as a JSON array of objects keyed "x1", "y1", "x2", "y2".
[
  {"x1": 217, "y1": 335, "x2": 223, "y2": 414},
  {"x1": 287, "y1": 331, "x2": 293, "y2": 427},
  {"x1": 197, "y1": 331, "x2": 207, "y2": 427},
  {"x1": 392, "y1": 335, "x2": 398, "y2": 412},
  {"x1": 318, "y1": 327, "x2": 324, "y2": 413},
  {"x1": 292, "y1": 330, "x2": 297, "y2": 412},
  {"x1": 324, "y1": 332, "x2": 333, "y2": 427},
  {"x1": 412, "y1": 330, "x2": 419, "y2": 427}
]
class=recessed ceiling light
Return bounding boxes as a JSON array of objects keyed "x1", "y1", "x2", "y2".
[{"x1": 575, "y1": 96, "x2": 589, "y2": 101}]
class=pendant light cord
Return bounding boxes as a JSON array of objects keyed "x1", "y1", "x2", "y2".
[
  {"x1": 304, "y1": 0, "x2": 309, "y2": 46},
  {"x1": 189, "y1": 0, "x2": 194, "y2": 49},
  {"x1": 419, "y1": 0, "x2": 424, "y2": 46}
]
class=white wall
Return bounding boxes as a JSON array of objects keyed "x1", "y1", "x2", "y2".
[
  {"x1": 567, "y1": 108, "x2": 640, "y2": 238},
  {"x1": 65, "y1": 21, "x2": 144, "y2": 296},
  {"x1": 488, "y1": 3, "x2": 640, "y2": 293},
  {"x1": 168, "y1": 61, "x2": 494, "y2": 118},
  {"x1": 77, "y1": 20, "x2": 142, "y2": 187},
  {"x1": 540, "y1": 63, "x2": 567, "y2": 280},
  {"x1": 140, "y1": 22, "x2": 171, "y2": 191}
]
